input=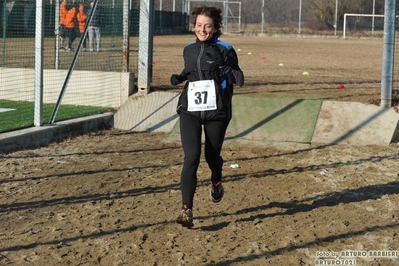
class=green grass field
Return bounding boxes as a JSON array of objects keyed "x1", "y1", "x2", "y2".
[
  {"x1": 0, "y1": 35, "x2": 135, "y2": 134},
  {"x1": 0, "y1": 100, "x2": 114, "y2": 133}
]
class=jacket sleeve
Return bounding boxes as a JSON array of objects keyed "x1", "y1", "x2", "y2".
[
  {"x1": 227, "y1": 49, "x2": 244, "y2": 87},
  {"x1": 64, "y1": 7, "x2": 77, "y2": 27},
  {"x1": 179, "y1": 69, "x2": 187, "y2": 80}
]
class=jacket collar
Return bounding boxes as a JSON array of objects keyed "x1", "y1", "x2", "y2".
[{"x1": 195, "y1": 36, "x2": 218, "y2": 45}]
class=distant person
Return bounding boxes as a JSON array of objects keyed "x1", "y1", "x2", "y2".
[
  {"x1": 64, "y1": 5, "x2": 77, "y2": 52},
  {"x1": 59, "y1": 0, "x2": 68, "y2": 51},
  {"x1": 88, "y1": 1, "x2": 101, "y2": 52},
  {"x1": 77, "y1": 3, "x2": 88, "y2": 51}
]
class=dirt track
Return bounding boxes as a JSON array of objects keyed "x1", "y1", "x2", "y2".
[
  {"x1": 1, "y1": 35, "x2": 398, "y2": 265},
  {"x1": 1, "y1": 130, "x2": 398, "y2": 265},
  {"x1": 152, "y1": 35, "x2": 384, "y2": 106}
]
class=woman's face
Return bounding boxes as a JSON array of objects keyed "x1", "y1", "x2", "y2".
[{"x1": 194, "y1": 14, "x2": 216, "y2": 42}]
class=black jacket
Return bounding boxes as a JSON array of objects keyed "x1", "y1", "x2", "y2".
[
  {"x1": 88, "y1": 7, "x2": 100, "y2": 26},
  {"x1": 176, "y1": 36, "x2": 244, "y2": 121}
]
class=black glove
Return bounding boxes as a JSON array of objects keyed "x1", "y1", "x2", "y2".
[
  {"x1": 223, "y1": 65, "x2": 235, "y2": 84},
  {"x1": 170, "y1": 74, "x2": 185, "y2": 86}
]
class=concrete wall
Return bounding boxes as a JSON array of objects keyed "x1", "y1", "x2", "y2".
[
  {"x1": 0, "y1": 67, "x2": 135, "y2": 108},
  {"x1": 0, "y1": 113, "x2": 114, "y2": 153}
]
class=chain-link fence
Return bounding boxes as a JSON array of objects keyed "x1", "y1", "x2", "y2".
[
  {"x1": 155, "y1": 0, "x2": 385, "y2": 37},
  {"x1": 0, "y1": 0, "x2": 390, "y2": 133},
  {"x1": 394, "y1": 2, "x2": 399, "y2": 101},
  {"x1": 0, "y1": 0, "x2": 143, "y2": 133}
]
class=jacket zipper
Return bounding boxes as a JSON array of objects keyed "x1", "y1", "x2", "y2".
[
  {"x1": 197, "y1": 43, "x2": 204, "y2": 80},
  {"x1": 198, "y1": 43, "x2": 205, "y2": 120}
]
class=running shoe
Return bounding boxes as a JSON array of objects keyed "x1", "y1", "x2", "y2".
[
  {"x1": 176, "y1": 209, "x2": 193, "y2": 228},
  {"x1": 210, "y1": 181, "x2": 224, "y2": 203}
]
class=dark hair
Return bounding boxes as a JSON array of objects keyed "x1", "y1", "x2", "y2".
[{"x1": 191, "y1": 6, "x2": 223, "y2": 37}]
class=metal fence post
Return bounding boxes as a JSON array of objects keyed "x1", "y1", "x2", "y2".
[
  {"x1": 138, "y1": 0, "x2": 154, "y2": 93},
  {"x1": 381, "y1": 0, "x2": 396, "y2": 108},
  {"x1": 34, "y1": 0, "x2": 44, "y2": 126},
  {"x1": 122, "y1": 0, "x2": 130, "y2": 72}
]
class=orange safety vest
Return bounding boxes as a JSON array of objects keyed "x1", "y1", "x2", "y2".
[
  {"x1": 60, "y1": 3, "x2": 67, "y2": 25},
  {"x1": 77, "y1": 4, "x2": 87, "y2": 33},
  {"x1": 64, "y1": 7, "x2": 77, "y2": 29}
]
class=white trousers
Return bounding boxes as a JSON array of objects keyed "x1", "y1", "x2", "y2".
[{"x1": 88, "y1": 26, "x2": 101, "y2": 51}]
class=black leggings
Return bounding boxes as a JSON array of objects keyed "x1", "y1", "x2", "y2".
[
  {"x1": 66, "y1": 28, "x2": 76, "y2": 48},
  {"x1": 179, "y1": 112, "x2": 230, "y2": 209}
]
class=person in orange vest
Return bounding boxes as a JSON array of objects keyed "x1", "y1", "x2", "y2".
[
  {"x1": 59, "y1": 0, "x2": 68, "y2": 51},
  {"x1": 64, "y1": 5, "x2": 77, "y2": 52},
  {"x1": 77, "y1": 3, "x2": 87, "y2": 51}
]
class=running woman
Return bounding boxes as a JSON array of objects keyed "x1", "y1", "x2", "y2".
[{"x1": 170, "y1": 5, "x2": 244, "y2": 228}]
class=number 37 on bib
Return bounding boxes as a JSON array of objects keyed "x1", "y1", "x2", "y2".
[{"x1": 187, "y1": 80, "x2": 217, "y2": 112}]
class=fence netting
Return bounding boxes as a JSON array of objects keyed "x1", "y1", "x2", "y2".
[
  {"x1": 0, "y1": 0, "x2": 391, "y2": 134},
  {"x1": 0, "y1": 0, "x2": 141, "y2": 133},
  {"x1": 155, "y1": 0, "x2": 385, "y2": 36},
  {"x1": 394, "y1": 2, "x2": 399, "y2": 98}
]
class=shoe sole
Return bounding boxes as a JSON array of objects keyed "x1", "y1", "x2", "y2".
[
  {"x1": 176, "y1": 213, "x2": 193, "y2": 228},
  {"x1": 210, "y1": 196, "x2": 223, "y2": 203},
  {"x1": 210, "y1": 187, "x2": 224, "y2": 203},
  {"x1": 177, "y1": 219, "x2": 194, "y2": 228}
]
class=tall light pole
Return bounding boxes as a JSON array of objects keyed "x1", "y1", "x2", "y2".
[
  {"x1": 261, "y1": 0, "x2": 264, "y2": 34},
  {"x1": 372, "y1": 0, "x2": 376, "y2": 36},
  {"x1": 160, "y1": 0, "x2": 162, "y2": 29},
  {"x1": 298, "y1": 0, "x2": 302, "y2": 34},
  {"x1": 334, "y1": 0, "x2": 338, "y2": 36},
  {"x1": 172, "y1": 0, "x2": 175, "y2": 27}
]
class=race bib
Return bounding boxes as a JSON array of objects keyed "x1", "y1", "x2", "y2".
[{"x1": 187, "y1": 80, "x2": 217, "y2": 112}]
